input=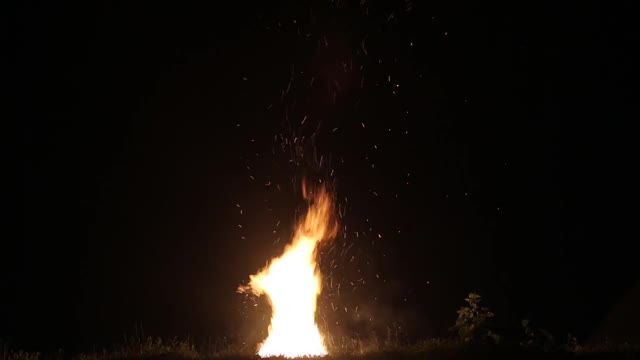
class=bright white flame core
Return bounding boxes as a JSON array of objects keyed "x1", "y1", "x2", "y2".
[{"x1": 241, "y1": 184, "x2": 336, "y2": 358}]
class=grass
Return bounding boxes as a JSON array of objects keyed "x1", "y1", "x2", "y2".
[{"x1": 2, "y1": 336, "x2": 639, "y2": 360}]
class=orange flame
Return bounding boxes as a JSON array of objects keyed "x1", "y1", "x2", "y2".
[{"x1": 240, "y1": 182, "x2": 337, "y2": 358}]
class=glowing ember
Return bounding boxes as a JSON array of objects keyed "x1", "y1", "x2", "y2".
[{"x1": 239, "y1": 182, "x2": 337, "y2": 358}]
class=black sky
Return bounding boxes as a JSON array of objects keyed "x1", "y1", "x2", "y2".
[{"x1": 9, "y1": 0, "x2": 637, "y2": 353}]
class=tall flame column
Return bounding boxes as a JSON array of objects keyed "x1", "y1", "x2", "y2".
[{"x1": 239, "y1": 183, "x2": 337, "y2": 358}]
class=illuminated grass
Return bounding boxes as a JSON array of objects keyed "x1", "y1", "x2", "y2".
[{"x1": 4, "y1": 337, "x2": 638, "y2": 360}]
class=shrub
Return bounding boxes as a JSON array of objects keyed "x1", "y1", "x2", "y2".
[{"x1": 450, "y1": 293, "x2": 500, "y2": 344}]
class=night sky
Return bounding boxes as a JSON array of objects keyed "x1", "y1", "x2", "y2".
[{"x1": 9, "y1": 0, "x2": 637, "y2": 353}]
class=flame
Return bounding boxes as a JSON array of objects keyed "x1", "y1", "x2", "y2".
[{"x1": 240, "y1": 182, "x2": 337, "y2": 358}]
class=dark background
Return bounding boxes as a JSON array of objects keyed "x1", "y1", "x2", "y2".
[{"x1": 8, "y1": 0, "x2": 637, "y2": 353}]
